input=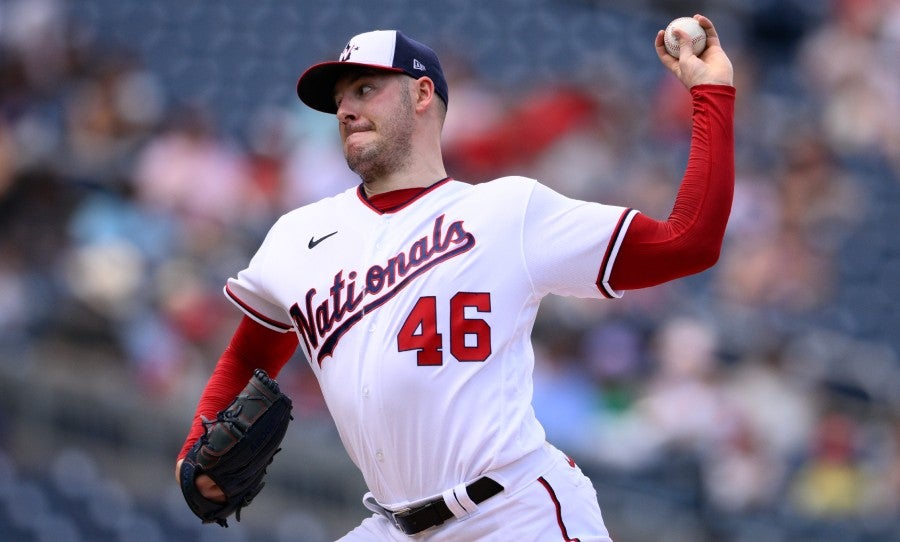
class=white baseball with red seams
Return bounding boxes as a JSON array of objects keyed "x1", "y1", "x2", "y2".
[{"x1": 664, "y1": 17, "x2": 707, "y2": 57}]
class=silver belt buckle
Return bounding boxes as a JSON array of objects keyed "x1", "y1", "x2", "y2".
[
  {"x1": 392, "y1": 506, "x2": 412, "y2": 517},
  {"x1": 391, "y1": 506, "x2": 412, "y2": 519},
  {"x1": 391, "y1": 506, "x2": 413, "y2": 532}
]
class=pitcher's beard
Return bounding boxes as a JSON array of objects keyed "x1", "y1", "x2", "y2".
[{"x1": 346, "y1": 137, "x2": 413, "y2": 184}]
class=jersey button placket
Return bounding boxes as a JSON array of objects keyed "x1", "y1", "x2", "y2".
[
  {"x1": 367, "y1": 216, "x2": 391, "y2": 472},
  {"x1": 373, "y1": 216, "x2": 390, "y2": 254}
]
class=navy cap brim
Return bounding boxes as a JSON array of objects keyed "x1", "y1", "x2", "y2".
[{"x1": 296, "y1": 61, "x2": 406, "y2": 114}]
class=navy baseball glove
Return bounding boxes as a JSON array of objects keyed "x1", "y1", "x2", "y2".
[{"x1": 180, "y1": 369, "x2": 293, "y2": 527}]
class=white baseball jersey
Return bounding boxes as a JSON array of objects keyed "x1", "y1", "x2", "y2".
[{"x1": 225, "y1": 176, "x2": 636, "y2": 509}]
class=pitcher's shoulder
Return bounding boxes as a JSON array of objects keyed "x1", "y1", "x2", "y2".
[
  {"x1": 460, "y1": 175, "x2": 539, "y2": 196},
  {"x1": 278, "y1": 185, "x2": 359, "y2": 223}
]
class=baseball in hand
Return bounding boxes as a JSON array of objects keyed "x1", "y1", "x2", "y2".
[{"x1": 664, "y1": 17, "x2": 707, "y2": 57}]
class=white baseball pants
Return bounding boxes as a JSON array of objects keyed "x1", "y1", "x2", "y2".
[{"x1": 338, "y1": 445, "x2": 613, "y2": 542}]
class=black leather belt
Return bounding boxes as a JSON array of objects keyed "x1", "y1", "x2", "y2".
[{"x1": 391, "y1": 477, "x2": 503, "y2": 535}]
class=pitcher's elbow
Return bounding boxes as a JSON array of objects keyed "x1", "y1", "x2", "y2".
[{"x1": 698, "y1": 244, "x2": 723, "y2": 271}]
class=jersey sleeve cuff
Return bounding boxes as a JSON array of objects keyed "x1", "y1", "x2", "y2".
[
  {"x1": 224, "y1": 284, "x2": 293, "y2": 332},
  {"x1": 596, "y1": 208, "x2": 639, "y2": 298}
]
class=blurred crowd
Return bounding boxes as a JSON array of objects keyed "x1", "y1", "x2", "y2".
[{"x1": 1, "y1": 0, "x2": 900, "y2": 538}]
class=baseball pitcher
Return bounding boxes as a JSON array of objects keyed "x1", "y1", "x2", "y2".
[{"x1": 176, "y1": 14, "x2": 735, "y2": 541}]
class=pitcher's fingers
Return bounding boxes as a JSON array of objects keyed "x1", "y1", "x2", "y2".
[
  {"x1": 655, "y1": 29, "x2": 676, "y2": 65},
  {"x1": 695, "y1": 15, "x2": 721, "y2": 48},
  {"x1": 655, "y1": 29, "x2": 680, "y2": 71},
  {"x1": 196, "y1": 474, "x2": 226, "y2": 503},
  {"x1": 676, "y1": 28, "x2": 696, "y2": 62}
]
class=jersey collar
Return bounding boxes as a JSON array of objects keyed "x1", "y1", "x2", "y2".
[{"x1": 357, "y1": 177, "x2": 452, "y2": 214}]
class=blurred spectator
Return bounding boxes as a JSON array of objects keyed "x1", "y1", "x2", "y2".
[
  {"x1": 61, "y1": 55, "x2": 165, "y2": 185},
  {"x1": 0, "y1": 0, "x2": 68, "y2": 94},
  {"x1": 132, "y1": 104, "x2": 250, "y2": 229},
  {"x1": 714, "y1": 228, "x2": 832, "y2": 312},
  {"x1": 532, "y1": 325, "x2": 601, "y2": 457},
  {"x1": 701, "y1": 416, "x2": 786, "y2": 513},
  {"x1": 282, "y1": 106, "x2": 359, "y2": 208},
  {"x1": 799, "y1": 0, "x2": 900, "y2": 161},
  {"x1": 242, "y1": 105, "x2": 296, "y2": 219},
  {"x1": 634, "y1": 318, "x2": 738, "y2": 456},
  {"x1": 725, "y1": 347, "x2": 817, "y2": 463},
  {"x1": 699, "y1": 346, "x2": 817, "y2": 513},
  {"x1": 783, "y1": 136, "x2": 862, "y2": 228},
  {"x1": 582, "y1": 322, "x2": 645, "y2": 416},
  {"x1": 588, "y1": 318, "x2": 740, "y2": 471},
  {"x1": 789, "y1": 412, "x2": 870, "y2": 517}
]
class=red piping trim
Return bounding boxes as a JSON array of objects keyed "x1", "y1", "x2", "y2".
[
  {"x1": 538, "y1": 476, "x2": 581, "y2": 542},
  {"x1": 225, "y1": 285, "x2": 292, "y2": 331}
]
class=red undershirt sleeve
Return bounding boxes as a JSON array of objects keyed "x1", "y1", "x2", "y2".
[
  {"x1": 608, "y1": 84, "x2": 735, "y2": 291},
  {"x1": 178, "y1": 315, "x2": 299, "y2": 460}
]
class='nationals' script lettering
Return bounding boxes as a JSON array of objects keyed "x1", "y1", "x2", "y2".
[{"x1": 290, "y1": 214, "x2": 475, "y2": 364}]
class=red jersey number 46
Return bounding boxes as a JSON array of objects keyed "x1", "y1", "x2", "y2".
[{"x1": 397, "y1": 292, "x2": 492, "y2": 366}]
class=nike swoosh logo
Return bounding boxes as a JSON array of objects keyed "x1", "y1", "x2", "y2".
[{"x1": 308, "y1": 231, "x2": 338, "y2": 249}]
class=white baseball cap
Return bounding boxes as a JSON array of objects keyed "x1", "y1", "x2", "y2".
[{"x1": 296, "y1": 30, "x2": 449, "y2": 114}]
